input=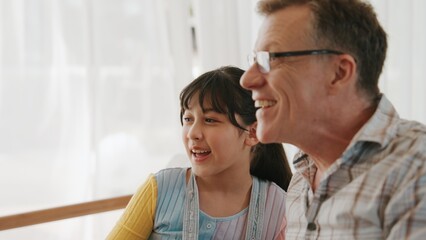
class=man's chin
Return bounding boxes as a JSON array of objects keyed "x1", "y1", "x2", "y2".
[{"x1": 256, "y1": 127, "x2": 277, "y2": 144}]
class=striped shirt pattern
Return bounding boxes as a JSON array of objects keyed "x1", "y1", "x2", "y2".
[{"x1": 286, "y1": 95, "x2": 426, "y2": 239}]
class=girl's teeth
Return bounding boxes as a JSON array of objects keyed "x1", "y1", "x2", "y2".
[{"x1": 192, "y1": 150, "x2": 210, "y2": 154}]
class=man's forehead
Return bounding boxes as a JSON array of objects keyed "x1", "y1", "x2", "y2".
[{"x1": 255, "y1": 6, "x2": 314, "y2": 51}]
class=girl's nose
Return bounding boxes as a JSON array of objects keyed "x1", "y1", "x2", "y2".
[{"x1": 187, "y1": 121, "x2": 202, "y2": 141}]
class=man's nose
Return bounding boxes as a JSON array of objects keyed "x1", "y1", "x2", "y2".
[{"x1": 240, "y1": 64, "x2": 264, "y2": 90}]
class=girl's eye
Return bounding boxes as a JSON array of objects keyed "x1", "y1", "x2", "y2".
[
  {"x1": 183, "y1": 117, "x2": 193, "y2": 123},
  {"x1": 205, "y1": 118, "x2": 217, "y2": 123}
]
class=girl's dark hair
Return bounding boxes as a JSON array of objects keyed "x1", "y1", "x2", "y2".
[{"x1": 179, "y1": 66, "x2": 292, "y2": 190}]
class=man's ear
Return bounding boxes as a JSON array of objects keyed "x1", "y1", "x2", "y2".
[
  {"x1": 245, "y1": 122, "x2": 259, "y2": 146},
  {"x1": 329, "y1": 54, "x2": 357, "y2": 93}
]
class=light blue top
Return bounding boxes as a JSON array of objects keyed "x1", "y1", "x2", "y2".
[{"x1": 149, "y1": 168, "x2": 286, "y2": 240}]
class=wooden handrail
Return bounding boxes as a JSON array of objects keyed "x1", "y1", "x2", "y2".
[{"x1": 0, "y1": 194, "x2": 132, "y2": 231}]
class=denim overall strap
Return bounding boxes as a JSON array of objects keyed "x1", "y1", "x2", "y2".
[
  {"x1": 182, "y1": 172, "x2": 199, "y2": 240},
  {"x1": 244, "y1": 177, "x2": 267, "y2": 240},
  {"x1": 183, "y1": 174, "x2": 267, "y2": 240}
]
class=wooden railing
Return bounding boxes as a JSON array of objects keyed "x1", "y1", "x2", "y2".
[{"x1": 0, "y1": 195, "x2": 132, "y2": 231}]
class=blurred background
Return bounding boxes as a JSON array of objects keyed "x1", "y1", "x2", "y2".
[{"x1": 0, "y1": 0, "x2": 425, "y2": 239}]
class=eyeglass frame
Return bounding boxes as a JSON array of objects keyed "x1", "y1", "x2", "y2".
[{"x1": 248, "y1": 49, "x2": 344, "y2": 73}]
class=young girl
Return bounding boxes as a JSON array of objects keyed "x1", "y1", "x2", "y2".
[{"x1": 107, "y1": 66, "x2": 292, "y2": 239}]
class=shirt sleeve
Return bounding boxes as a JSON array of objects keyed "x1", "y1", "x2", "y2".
[{"x1": 106, "y1": 174, "x2": 158, "y2": 240}]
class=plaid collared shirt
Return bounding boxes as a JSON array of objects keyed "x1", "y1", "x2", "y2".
[{"x1": 286, "y1": 95, "x2": 426, "y2": 239}]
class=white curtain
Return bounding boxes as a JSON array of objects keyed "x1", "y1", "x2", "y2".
[
  {"x1": 192, "y1": 0, "x2": 260, "y2": 73},
  {"x1": 1, "y1": 0, "x2": 425, "y2": 239},
  {"x1": 0, "y1": 0, "x2": 191, "y2": 239},
  {"x1": 371, "y1": 0, "x2": 426, "y2": 124}
]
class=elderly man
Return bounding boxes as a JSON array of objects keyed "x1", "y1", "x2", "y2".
[{"x1": 241, "y1": 0, "x2": 426, "y2": 239}]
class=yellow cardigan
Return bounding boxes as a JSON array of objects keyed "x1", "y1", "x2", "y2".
[{"x1": 107, "y1": 174, "x2": 158, "y2": 240}]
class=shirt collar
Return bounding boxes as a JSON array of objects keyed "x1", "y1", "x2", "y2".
[
  {"x1": 293, "y1": 94, "x2": 400, "y2": 170},
  {"x1": 347, "y1": 94, "x2": 399, "y2": 149}
]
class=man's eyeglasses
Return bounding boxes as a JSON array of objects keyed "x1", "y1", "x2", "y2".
[{"x1": 247, "y1": 49, "x2": 344, "y2": 73}]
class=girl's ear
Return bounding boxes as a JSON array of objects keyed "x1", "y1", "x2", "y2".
[{"x1": 245, "y1": 122, "x2": 259, "y2": 146}]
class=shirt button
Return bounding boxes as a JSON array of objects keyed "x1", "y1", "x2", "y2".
[
  {"x1": 206, "y1": 223, "x2": 212, "y2": 229},
  {"x1": 307, "y1": 222, "x2": 317, "y2": 231}
]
